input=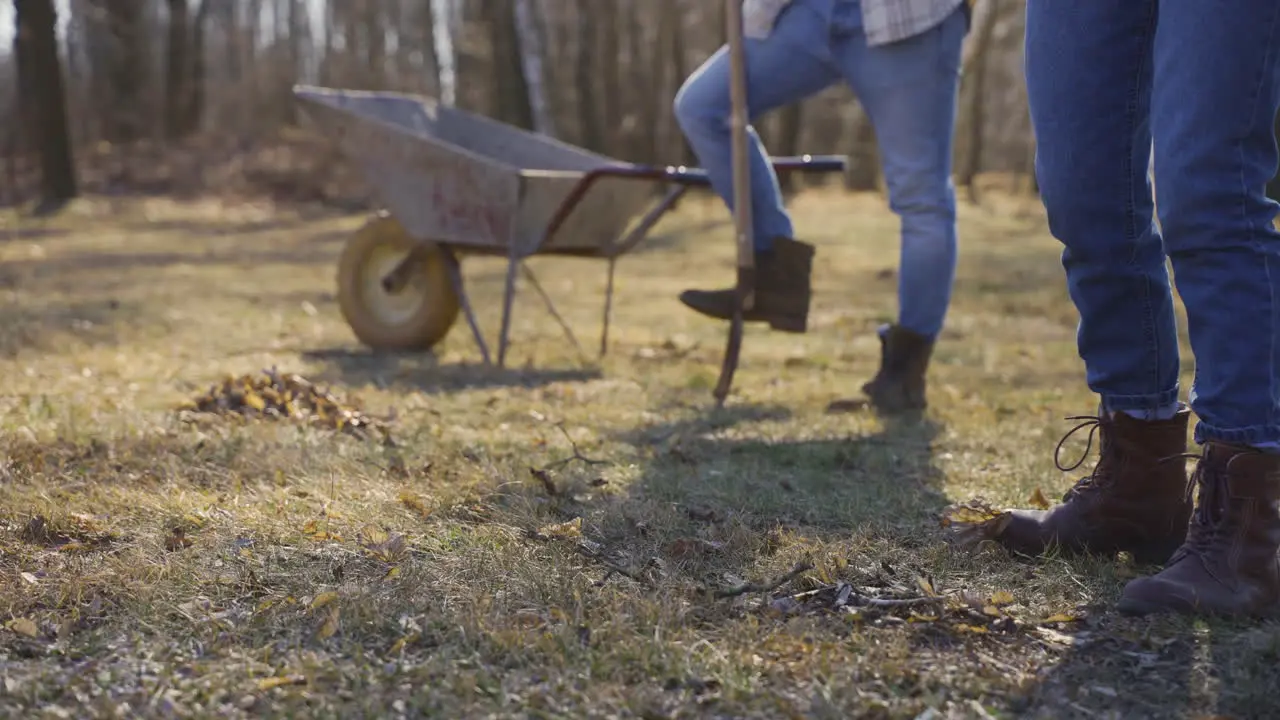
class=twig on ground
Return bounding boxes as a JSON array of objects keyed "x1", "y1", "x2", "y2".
[
  {"x1": 540, "y1": 422, "x2": 609, "y2": 472},
  {"x1": 574, "y1": 543, "x2": 653, "y2": 587},
  {"x1": 852, "y1": 594, "x2": 945, "y2": 609},
  {"x1": 713, "y1": 561, "x2": 814, "y2": 599}
]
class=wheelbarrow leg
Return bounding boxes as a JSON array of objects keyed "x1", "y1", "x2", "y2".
[
  {"x1": 601, "y1": 257, "x2": 617, "y2": 358},
  {"x1": 599, "y1": 185, "x2": 690, "y2": 358},
  {"x1": 497, "y1": 254, "x2": 520, "y2": 368},
  {"x1": 520, "y1": 263, "x2": 587, "y2": 364},
  {"x1": 442, "y1": 247, "x2": 492, "y2": 366}
]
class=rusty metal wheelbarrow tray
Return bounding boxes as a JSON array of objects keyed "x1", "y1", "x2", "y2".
[{"x1": 292, "y1": 84, "x2": 847, "y2": 367}]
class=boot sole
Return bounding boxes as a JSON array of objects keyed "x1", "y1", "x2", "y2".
[
  {"x1": 1117, "y1": 594, "x2": 1280, "y2": 619},
  {"x1": 678, "y1": 298, "x2": 808, "y2": 334}
]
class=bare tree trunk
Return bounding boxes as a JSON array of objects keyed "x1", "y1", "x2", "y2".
[
  {"x1": 598, "y1": 1, "x2": 621, "y2": 153},
  {"x1": 164, "y1": 0, "x2": 190, "y2": 140},
  {"x1": 670, "y1": 0, "x2": 695, "y2": 166},
  {"x1": 958, "y1": 0, "x2": 999, "y2": 203},
  {"x1": 96, "y1": 0, "x2": 149, "y2": 143},
  {"x1": 574, "y1": 0, "x2": 602, "y2": 151},
  {"x1": 15, "y1": 0, "x2": 78, "y2": 206},
  {"x1": 514, "y1": 0, "x2": 554, "y2": 135},
  {"x1": 484, "y1": 0, "x2": 534, "y2": 129},
  {"x1": 364, "y1": 1, "x2": 385, "y2": 87},
  {"x1": 845, "y1": 110, "x2": 880, "y2": 191},
  {"x1": 419, "y1": 0, "x2": 442, "y2": 97},
  {"x1": 184, "y1": 0, "x2": 210, "y2": 136},
  {"x1": 775, "y1": 104, "x2": 804, "y2": 195}
]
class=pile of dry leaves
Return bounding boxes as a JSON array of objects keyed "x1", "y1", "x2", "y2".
[{"x1": 177, "y1": 367, "x2": 391, "y2": 441}]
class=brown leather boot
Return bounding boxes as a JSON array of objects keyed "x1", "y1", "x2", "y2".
[
  {"x1": 678, "y1": 237, "x2": 814, "y2": 333},
  {"x1": 1117, "y1": 443, "x2": 1280, "y2": 617},
  {"x1": 995, "y1": 407, "x2": 1193, "y2": 565},
  {"x1": 827, "y1": 325, "x2": 935, "y2": 414}
]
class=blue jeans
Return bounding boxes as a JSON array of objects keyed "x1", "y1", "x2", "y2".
[
  {"x1": 673, "y1": 0, "x2": 965, "y2": 339},
  {"x1": 1027, "y1": 2, "x2": 1280, "y2": 447}
]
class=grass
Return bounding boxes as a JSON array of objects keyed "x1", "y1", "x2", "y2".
[{"x1": 2, "y1": 187, "x2": 1278, "y2": 719}]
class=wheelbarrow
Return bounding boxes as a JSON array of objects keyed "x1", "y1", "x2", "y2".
[{"x1": 292, "y1": 71, "x2": 845, "y2": 395}]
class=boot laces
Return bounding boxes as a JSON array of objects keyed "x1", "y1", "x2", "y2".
[
  {"x1": 1166, "y1": 451, "x2": 1235, "y2": 564},
  {"x1": 1053, "y1": 415, "x2": 1121, "y2": 501}
]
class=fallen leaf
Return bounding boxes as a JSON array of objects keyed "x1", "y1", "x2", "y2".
[
  {"x1": 666, "y1": 537, "x2": 725, "y2": 559},
  {"x1": 398, "y1": 491, "x2": 431, "y2": 517},
  {"x1": 357, "y1": 524, "x2": 389, "y2": 548},
  {"x1": 530, "y1": 468, "x2": 558, "y2": 496},
  {"x1": 5, "y1": 618, "x2": 38, "y2": 638},
  {"x1": 982, "y1": 605, "x2": 1002, "y2": 617},
  {"x1": 1032, "y1": 626, "x2": 1088, "y2": 646},
  {"x1": 315, "y1": 606, "x2": 340, "y2": 639},
  {"x1": 940, "y1": 500, "x2": 1009, "y2": 527},
  {"x1": 537, "y1": 517, "x2": 583, "y2": 539},
  {"x1": 1042, "y1": 613, "x2": 1079, "y2": 624},
  {"x1": 256, "y1": 675, "x2": 307, "y2": 691},
  {"x1": 954, "y1": 623, "x2": 988, "y2": 634},
  {"x1": 939, "y1": 500, "x2": 1014, "y2": 550},
  {"x1": 916, "y1": 576, "x2": 938, "y2": 597},
  {"x1": 165, "y1": 528, "x2": 193, "y2": 552},
  {"x1": 19, "y1": 572, "x2": 38, "y2": 586},
  {"x1": 989, "y1": 590, "x2": 1016, "y2": 606},
  {"x1": 302, "y1": 519, "x2": 319, "y2": 534},
  {"x1": 310, "y1": 591, "x2": 339, "y2": 610},
  {"x1": 383, "y1": 566, "x2": 401, "y2": 581},
  {"x1": 1028, "y1": 488, "x2": 1052, "y2": 510},
  {"x1": 388, "y1": 632, "x2": 419, "y2": 655}
]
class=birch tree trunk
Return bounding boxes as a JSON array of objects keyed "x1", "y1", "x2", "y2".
[{"x1": 514, "y1": 0, "x2": 554, "y2": 135}]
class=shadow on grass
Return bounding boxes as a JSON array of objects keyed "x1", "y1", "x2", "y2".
[
  {"x1": 299, "y1": 346, "x2": 603, "y2": 394},
  {"x1": 487, "y1": 408, "x2": 952, "y2": 622},
  {"x1": 617, "y1": 412, "x2": 946, "y2": 535},
  {"x1": 1013, "y1": 586, "x2": 1280, "y2": 718},
  {"x1": 0, "y1": 298, "x2": 133, "y2": 359},
  {"x1": 3, "y1": 240, "x2": 347, "y2": 280}
]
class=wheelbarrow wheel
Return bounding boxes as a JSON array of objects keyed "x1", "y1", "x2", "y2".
[{"x1": 336, "y1": 213, "x2": 460, "y2": 352}]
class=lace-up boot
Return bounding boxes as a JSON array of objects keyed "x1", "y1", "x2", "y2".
[
  {"x1": 678, "y1": 237, "x2": 815, "y2": 333},
  {"x1": 996, "y1": 407, "x2": 1192, "y2": 565},
  {"x1": 1117, "y1": 443, "x2": 1280, "y2": 617}
]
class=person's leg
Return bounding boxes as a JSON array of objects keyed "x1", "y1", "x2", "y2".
[
  {"x1": 1118, "y1": 1, "x2": 1280, "y2": 618},
  {"x1": 672, "y1": 1, "x2": 839, "y2": 332},
  {"x1": 824, "y1": 3, "x2": 965, "y2": 414},
  {"x1": 993, "y1": 1, "x2": 1193, "y2": 564},
  {"x1": 839, "y1": 5, "x2": 964, "y2": 341},
  {"x1": 673, "y1": 2, "x2": 838, "y2": 251}
]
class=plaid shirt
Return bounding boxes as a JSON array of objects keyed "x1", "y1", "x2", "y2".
[
  {"x1": 860, "y1": 0, "x2": 970, "y2": 47},
  {"x1": 745, "y1": 0, "x2": 971, "y2": 48}
]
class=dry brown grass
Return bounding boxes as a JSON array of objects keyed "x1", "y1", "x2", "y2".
[{"x1": 2, "y1": 189, "x2": 1278, "y2": 719}]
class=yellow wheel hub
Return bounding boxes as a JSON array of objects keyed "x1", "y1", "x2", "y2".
[{"x1": 336, "y1": 214, "x2": 460, "y2": 351}]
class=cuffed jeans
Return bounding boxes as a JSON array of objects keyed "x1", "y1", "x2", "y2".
[
  {"x1": 672, "y1": 0, "x2": 965, "y2": 339},
  {"x1": 1026, "y1": 2, "x2": 1280, "y2": 447}
]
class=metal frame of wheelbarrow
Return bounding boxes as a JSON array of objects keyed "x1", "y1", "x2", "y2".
[
  {"x1": 378, "y1": 152, "x2": 846, "y2": 370},
  {"x1": 294, "y1": 0, "x2": 842, "y2": 404}
]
